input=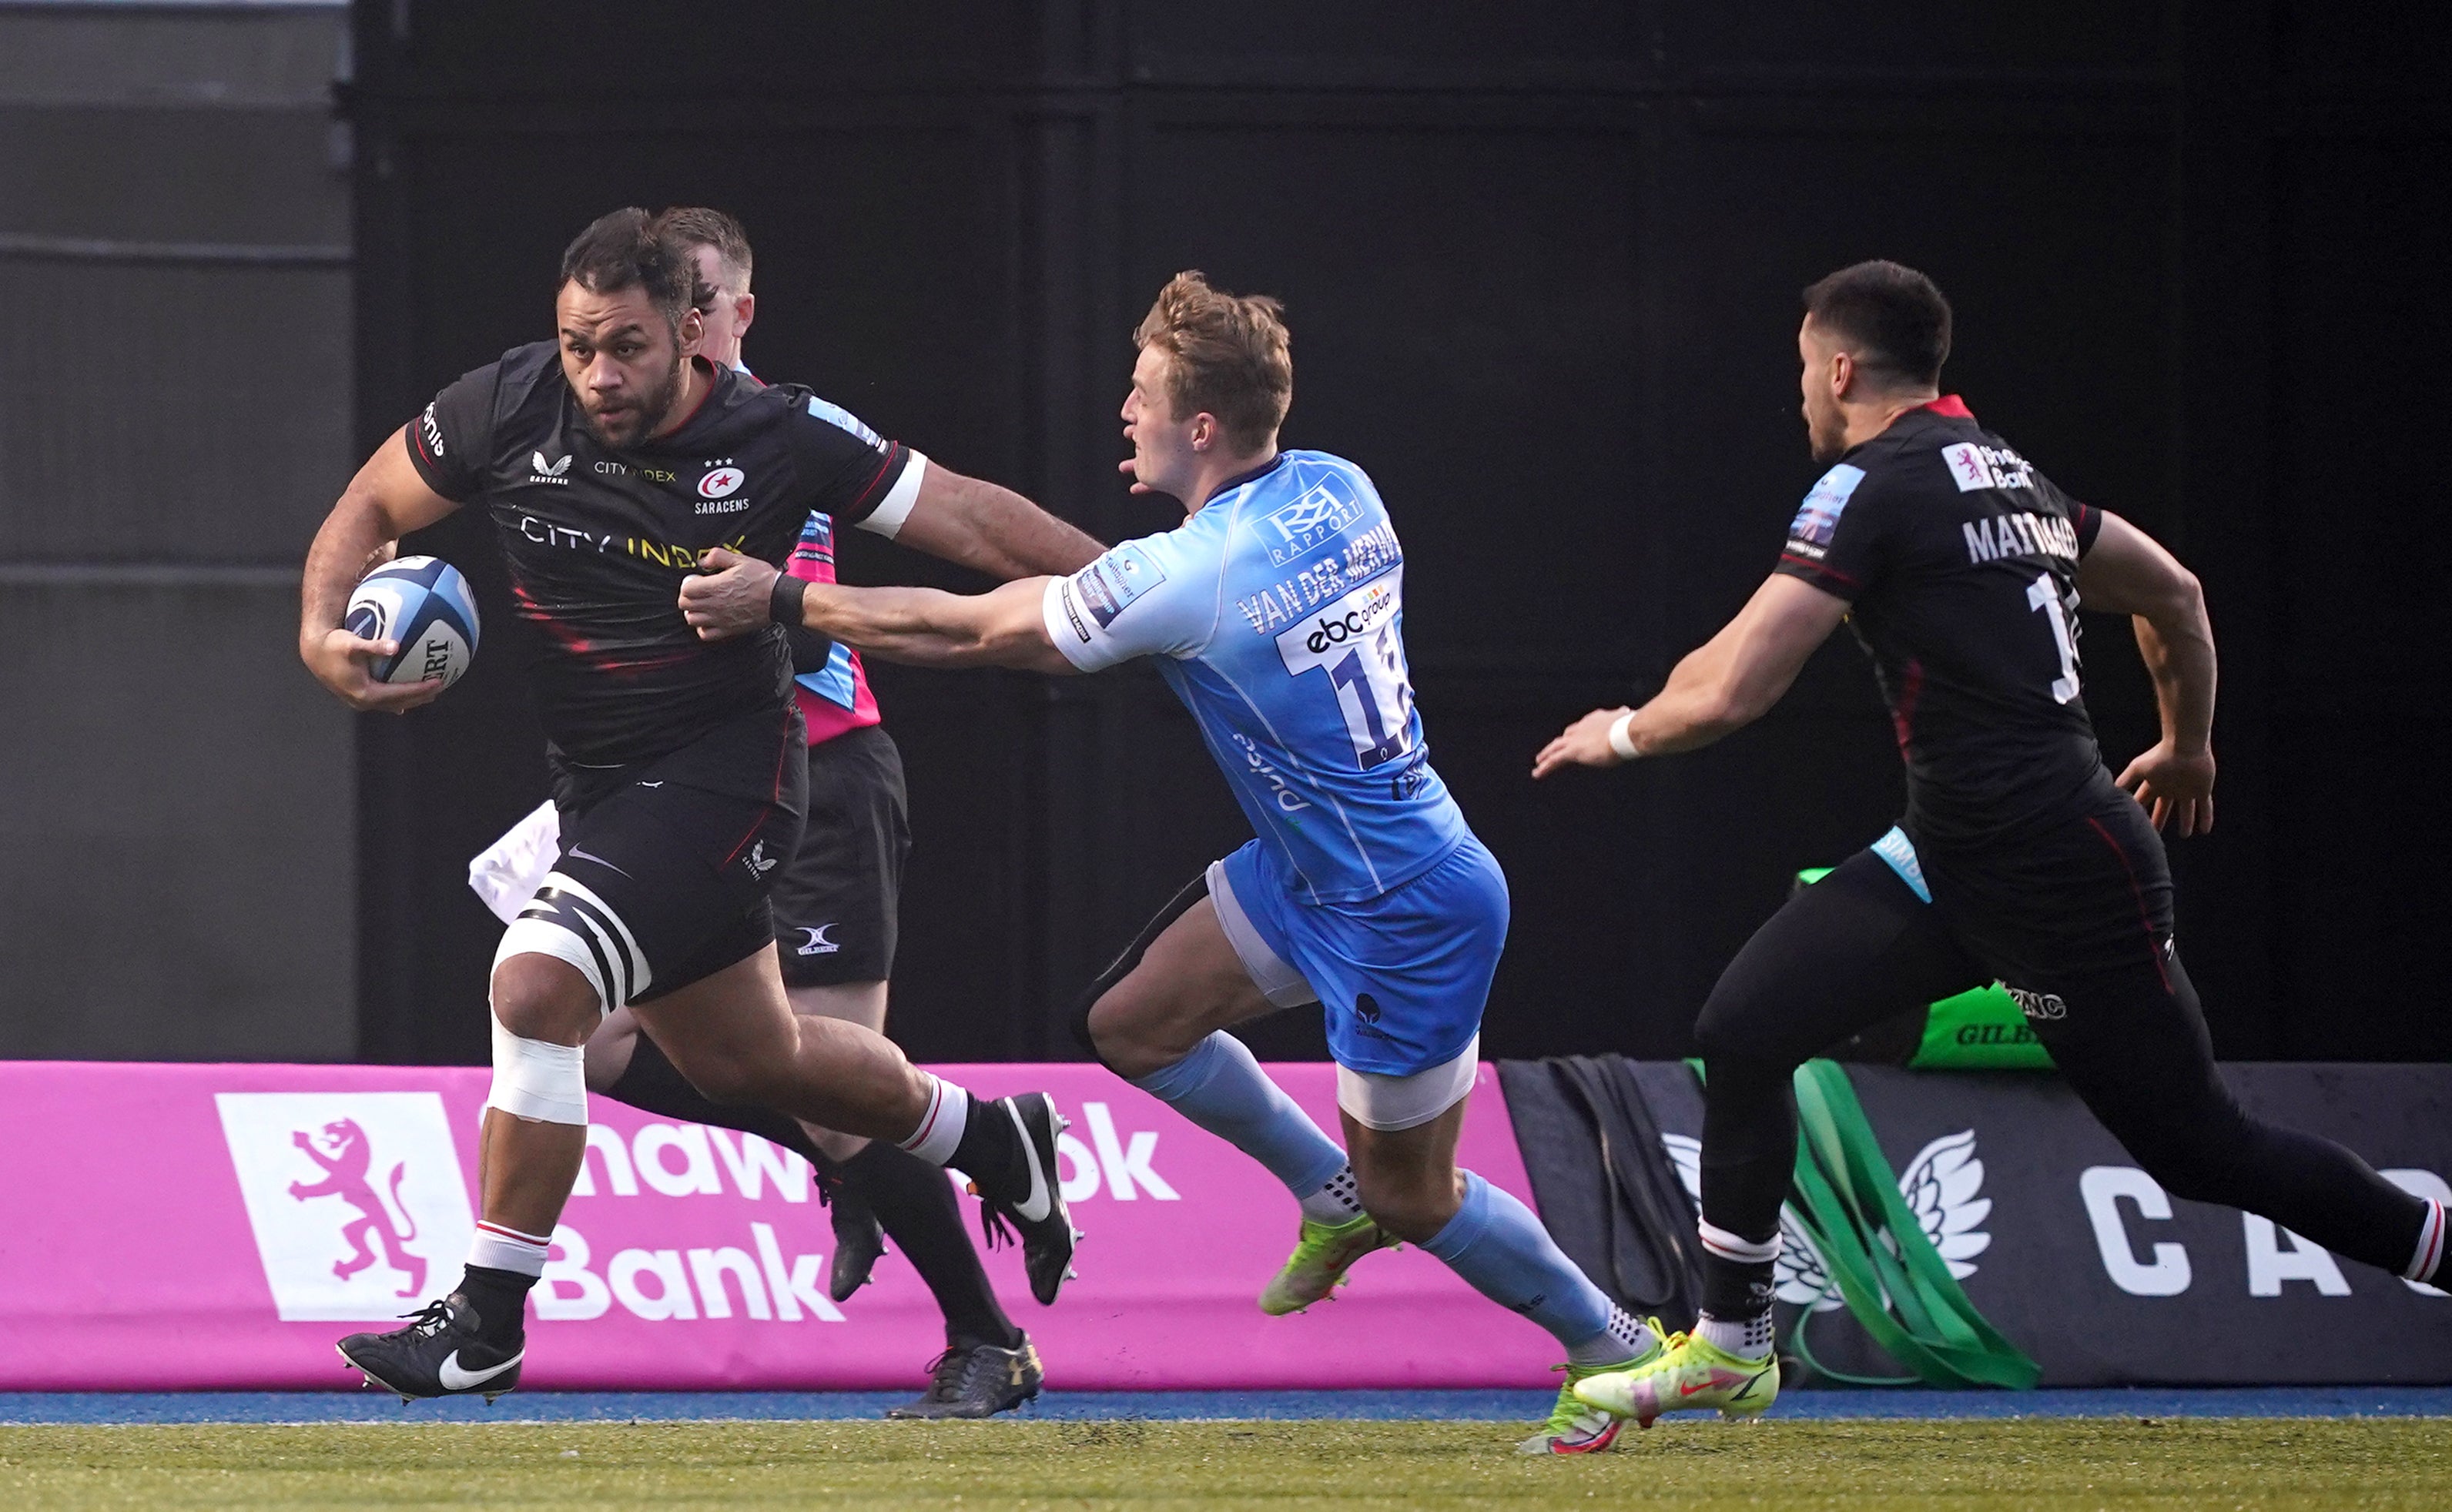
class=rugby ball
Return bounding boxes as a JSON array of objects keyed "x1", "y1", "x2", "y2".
[{"x1": 345, "y1": 554, "x2": 481, "y2": 689}]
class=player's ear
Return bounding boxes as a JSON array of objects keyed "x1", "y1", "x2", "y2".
[
  {"x1": 735, "y1": 292, "x2": 755, "y2": 337},
  {"x1": 678, "y1": 306, "x2": 705, "y2": 360}
]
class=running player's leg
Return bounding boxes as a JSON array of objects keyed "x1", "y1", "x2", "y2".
[
  {"x1": 780, "y1": 985, "x2": 891, "y2": 1299},
  {"x1": 1687, "y1": 845, "x2": 1986, "y2": 1354},
  {"x1": 1576, "y1": 845, "x2": 1985, "y2": 1432},
  {"x1": 1080, "y1": 870, "x2": 1362, "y2": 1229},
  {"x1": 765, "y1": 728, "x2": 1007, "y2": 1330},
  {"x1": 1941, "y1": 804, "x2": 2442, "y2": 1283},
  {"x1": 629, "y1": 945, "x2": 1077, "y2": 1306},
  {"x1": 1337, "y1": 1060, "x2": 1658, "y2": 1454},
  {"x1": 594, "y1": 987, "x2": 1034, "y2": 1366},
  {"x1": 2001, "y1": 811, "x2": 2444, "y2": 1286},
  {"x1": 2038, "y1": 952, "x2": 2440, "y2": 1283},
  {"x1": 787, "y1": 980, "x2": 1033, "y2": 1390},
  {"x1": 587, "y1": 1005, "x2": 845, "y2": 1213}
]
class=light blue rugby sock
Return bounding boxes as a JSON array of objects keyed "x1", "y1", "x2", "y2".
[
  {"x1": 1129, "y1": 1032, "x2": 1352, "y2": 1203},
  {"x1": 1422, "y1": 1171, "x2": 1643, "y2": 1362}
]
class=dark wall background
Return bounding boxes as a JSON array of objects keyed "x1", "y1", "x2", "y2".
[
  {"x1": 343, "y1": 1, "x2": 2450, "y2": 1069},
  {"x1": 1, "y1": 3, "x2": 357, "y2": 1061}
]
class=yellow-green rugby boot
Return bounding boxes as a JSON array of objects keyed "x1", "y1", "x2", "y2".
[
  {"x1": 1573, "y1": 1332, "x2": 1778, "y2": 1428},
  {"x1": 1257, "y1": 1214, "x2": 1397, "y2": 1315},
  {"x1": 1515, "y1": 1346, "x2": 1663, "y2": 1456}
]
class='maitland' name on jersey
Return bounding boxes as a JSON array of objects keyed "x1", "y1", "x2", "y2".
[{"x1": 1773, "y1": 397, "x2": 2108, "y2": 849}]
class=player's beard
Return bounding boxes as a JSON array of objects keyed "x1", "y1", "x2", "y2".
[
  {"x1": 581, "y1": 351, "x2": 685, "y2": 450},
  {"x1": 1804, "y1": 400, "x2": 1847, "y2": 464}
]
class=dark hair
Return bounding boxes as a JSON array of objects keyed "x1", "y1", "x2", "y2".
[
  {"x1": 652, "y1": 206, "x2": 753, "y2": 296},
  {"x1": 1132, "y1": 270, "x2": 1293, "y2": 451},
  {"x1": 557, "y1": 208, "x2": 705, "y2": 332},
  {"x1": 1802, "y1": 260, "x2": 1951, "y2": 390}
]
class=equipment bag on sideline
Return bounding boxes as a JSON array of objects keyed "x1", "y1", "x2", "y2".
[
  {"x1": 1506, "y1": 1057, "x2": 1704, "y2": 1333},
  {"x1": 1692, "y1": 1058, "x2": 2040, "y2": 1389}
]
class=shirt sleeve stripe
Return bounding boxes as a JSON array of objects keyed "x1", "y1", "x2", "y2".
[
  {"x1": 1779, "y1": 552, "x2": 1859, "y2": 587},
  {"x1": 854, "y1": 452, "x2": 927, "y2": 540}
]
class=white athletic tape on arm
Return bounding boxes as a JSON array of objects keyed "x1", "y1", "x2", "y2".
[
  {"x1": 1607, "y1": 711, "x2": 1640, "y2": 761},
  {"x1": 856, "y1": 451, "x2": 929, "y2": 540},
  {"x1": 486, "y1": 1011, "x2": 589, "y2": 1126}
]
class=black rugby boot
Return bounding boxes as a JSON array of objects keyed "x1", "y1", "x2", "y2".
[
  {"x1": 337, "y1": 1293, "x2": 524, "y2": 1403},
  {"x1": 829, "y1": 1190, "x2": 889, "y2": 1303},
  {"x1": 885, "y1": 1337, "x2": 1044, "y2": 1420},
  {"x1": 966, "y1": 1093, "x2": 1081, "y2": 1306}
]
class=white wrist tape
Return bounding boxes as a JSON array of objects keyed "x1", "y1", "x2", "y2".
[{"x1": 1607, "y1": 711, "x2": 1640, "y2": 761}]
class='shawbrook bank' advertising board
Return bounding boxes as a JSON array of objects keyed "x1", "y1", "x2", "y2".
[
  {"x1": 0, "y1": 1062, "x2": 1553, "y2": 1391},
  {"x1": 1624, "y1": 1062, "x2": 2451, "y2": 1385}
]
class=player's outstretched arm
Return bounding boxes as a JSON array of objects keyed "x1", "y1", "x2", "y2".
[
  {"x1": 893, "y1": 464, "x2": 1105, "y2": 581},
  {"x1": 1532, "y1": 574, "x2": 1847, "y2": 778},
  {"x1": 298, "y1": 426, "x2": 463, "y2": 714},
  {"x1": 2076, "y1": 510, "x2": 2217, "y2": 836},
  {"x1": 682, "y1": 547, "x2": 1077, "y2": 674}
]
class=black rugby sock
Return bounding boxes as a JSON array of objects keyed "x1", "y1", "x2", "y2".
[
  {"x1": 605, "y1": 1035, "x2": 839, "y2": 1186},
  {"x1": 1695, "y1": 1247, "x2": 1778, "y2": 1359},
  {"x1": 841, "y1": 1141, "x2": 1023, "y2": 1350},
  {"x1": 1700, "y1": 1253, "x2": 1776, "y2": 1322},
  {"x1": 946, "y1": 1092, "x2": 1032, "y2": 1205},
  {"x1": 454, "y1": 1264, "x2": 538, "y2": 1346}
]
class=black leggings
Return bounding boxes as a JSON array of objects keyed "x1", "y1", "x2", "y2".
[{"x1": 1693, "y1": 847, "x2": 2428, "y2": 1280}]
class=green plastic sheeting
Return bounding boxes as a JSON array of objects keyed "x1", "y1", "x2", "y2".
[{"x1": 1690, "y1": 1059, "x2": 2041, "y2": 1390}]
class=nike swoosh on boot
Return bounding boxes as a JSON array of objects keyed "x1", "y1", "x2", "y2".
[{"x1": 436, "y1": 1349, "x2": 524, "y2": 1391}]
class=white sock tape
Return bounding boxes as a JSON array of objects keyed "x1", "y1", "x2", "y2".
[
  {"x1": 1697, "y1": 1219, "x2": 1781, "y2": 1265},
  {"x1": 898, "y1": 1074, "x2": 968, "y2": 1166}
]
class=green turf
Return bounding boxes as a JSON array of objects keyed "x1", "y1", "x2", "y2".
[{"x1": 2, "y1": 1418, "x2": 2446, "y2": 1510}]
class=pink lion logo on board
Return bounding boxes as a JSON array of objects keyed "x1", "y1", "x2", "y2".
[{"x1": 285, "y1": 1119, "x2": 427, "y2": 1299}]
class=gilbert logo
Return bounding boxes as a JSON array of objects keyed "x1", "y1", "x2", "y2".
[
  {"x1": 216, "y1": 1092, "x2": 476, "y2": 1321},
  {"x1": 1664, "y1": 1129, "x2": 1991, "y2": 1310}
]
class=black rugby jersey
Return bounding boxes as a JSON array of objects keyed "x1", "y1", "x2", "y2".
[
  {"x1": 407, "y1": 340, "x2": 914, "y2": 781},
  {"x1": 1773, "y1": 396, "x2": 2108, "y2": 849}
]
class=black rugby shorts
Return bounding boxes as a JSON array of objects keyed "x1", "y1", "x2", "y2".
[
  {"x1": 548, "y1": 710, "x2": 807, "y2": 1005},
  {"x1": 770, "y1": 725, "x2": 910, "y2": 988}
]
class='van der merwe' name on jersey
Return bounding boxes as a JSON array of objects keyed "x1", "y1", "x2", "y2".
[
  {"x1": 406, "y1": 341, "x2": 919, "y2": 775},
  {"x1": 1041, "y1": 450, "x2": 1471, "y2": 904},
  {"x1": 1771, "y1": 397, "x2": 2110, "y2": 848}
]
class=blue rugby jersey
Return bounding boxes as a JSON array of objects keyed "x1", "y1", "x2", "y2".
[{"x1": 1040, "y1": 450, "x2": 1470, "y2": 903}]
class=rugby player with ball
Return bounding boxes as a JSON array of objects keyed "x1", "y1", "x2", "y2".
[{"x1": 299, "y1": 209, "x2": 1094, "y2": 1402}]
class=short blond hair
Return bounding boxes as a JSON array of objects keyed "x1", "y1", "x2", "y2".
[
  {"x1": 1133, "y1": 271, "x2": 1292, "y2": 452},
  {"x1": 652, "y1": 206, "x2": 752, "y2": 296}
]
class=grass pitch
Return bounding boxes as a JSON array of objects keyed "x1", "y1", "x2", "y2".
[{"x1": 2, "y1": 1417, "x2": 2445, "y2": 1510}]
